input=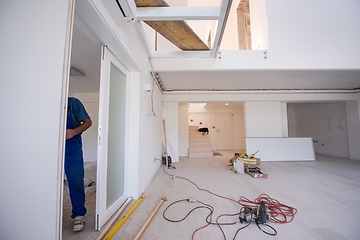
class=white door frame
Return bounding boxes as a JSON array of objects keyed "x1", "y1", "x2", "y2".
[
  {"x1": 96, "y1": 46, "x2": 130, "y2": 230},
  {"x1": 57, "y1": 0, "x2": 75, "y2": 239}
]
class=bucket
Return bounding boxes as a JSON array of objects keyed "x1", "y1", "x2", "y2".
[{"x1": 233, "y1": 158, "x2": 244, "y2": 174}]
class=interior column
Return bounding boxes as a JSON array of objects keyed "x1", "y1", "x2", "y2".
[{"x1": 244, "y1": 102, "x2": 287, "y2": 137}]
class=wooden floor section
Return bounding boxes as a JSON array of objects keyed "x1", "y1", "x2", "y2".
[{"x1": 62, "y1": 151, "x2": 360, "y2": 240}]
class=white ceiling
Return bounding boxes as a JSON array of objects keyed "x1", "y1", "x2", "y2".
[
  {"x1": 204, "y1": 102, "x2": 243, "y2": 108},
  {"x1": 158, "y1": 70, "x2": 360, "y2": 91},
  {"x1": 69, "y1": 25, "x2": 101, "y2": 94}
]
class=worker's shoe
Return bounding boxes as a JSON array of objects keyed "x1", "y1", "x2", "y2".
[{"x1": 73, "y1": 216, "x2": 85, "y2": 232}]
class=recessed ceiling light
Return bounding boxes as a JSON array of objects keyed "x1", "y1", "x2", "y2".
[{"x1": 225, "y1": 103, "x2": 229, "y2": 106}]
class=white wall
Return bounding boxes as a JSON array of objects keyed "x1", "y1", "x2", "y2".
[
  {"x1": 287, "y1": 104, "x2": 297, "y2": 137},
  {"x1": 163, "y1": 102, "x2": 180, "y2": 162},
  {"x1": 233, "y1": 112, "x2": 246, "y2": 150},
  {"x1": 157, "y1": 34, "x2": 181, "y2": 51},
  {"x1": 141, "y1": 22, "x2": 156, "y2": 52},
  {"x1": 280, "y1": 103, "x2": 288, "y2": 137},
  {"x1": 249, "y1": 0, "x2": 269, "y2": 50},
  {"x1": 345, "y1": 100, "x2": 360, "y2": 160},
  {"x1": 245, "y1": 102, "x2": 283, "y2": 137},
  {"x1": 291, "y1": 103, "x2": 350, "y2": 158},
  {"x1": 70, "y1": 93, "x2": 99, "y2": 162},
  {"x1": 138, "y1": 78, "x2": 163, "y2": 193},
  {"x1": 0, "y1": 1, "x2": 72, "y2": 239},
  {"x1": 265, "y1": 0, "x2": 360, "y2": 69},
  {"x1": 179, "y1": 103, "x2": 189, "y2": 156}
]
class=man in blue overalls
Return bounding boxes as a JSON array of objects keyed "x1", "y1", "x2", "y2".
[{"x1": 65, "y1": 97, "x2": 92, "y2": 231}]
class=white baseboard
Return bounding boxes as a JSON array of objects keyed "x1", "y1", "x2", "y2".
[
  {"x1": 349, "y1": 155, "x2": 360, "y2": 160},
  {"x1": 179, "y1": 154, "x2": 189, "y2": 157},
  {"x1": 317, "y1": 151, "x2": 348, "y2": 159}
]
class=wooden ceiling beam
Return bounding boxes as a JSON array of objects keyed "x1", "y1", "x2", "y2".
[
  {"x1": 135, "y1": 0, "x2": 210, "y2": 51},
  {"x1": 134, "y1": 0, "x2": 168, "y2": 7},
  {"x1": 144, "y1": 21, "x2": 210, "y2": 50},
  {"x1": 237, "y1": 0, "x2": 247, "y2": 10},
  {"x1": 134, "y1": 0, "x2": 233, "y2": 55}
]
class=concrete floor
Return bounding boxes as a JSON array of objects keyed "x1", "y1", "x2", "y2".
[{"x1": 62, "y1": 151, "x2": 360, "y2": 240}]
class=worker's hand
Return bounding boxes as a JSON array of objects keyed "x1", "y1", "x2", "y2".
[
  {"x1": 66, "y1": 129, "x2": 77, "y2": 139},
  {"x1": 66, "y1": 118, "x2": 91, "y2": 140}
]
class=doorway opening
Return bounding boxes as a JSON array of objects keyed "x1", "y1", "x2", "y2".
[
  {"x1": 63, "y1": 10, "x2": 131, "y2": 239},
  {"x1": 62, "y1": 12, "x2": 102, "y2": 238},
  {"x1": 187, "y1": 102, "x2": 246, "y2": 154}
]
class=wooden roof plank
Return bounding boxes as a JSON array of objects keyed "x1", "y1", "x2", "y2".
[
  {"x1": 134, "y1": 0, "x2": 210, "y2": 51},
  {"x1": 135, "y1": 0, "x2": 169, "y2": 7},
  {"x1": 237, "y1": 0, "x2": 247, "y2": 10}
]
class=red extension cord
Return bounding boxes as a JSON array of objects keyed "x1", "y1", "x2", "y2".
[
  {"x1": 238, "y1": 194, "x2": 297, "y2": 224},
  {"x1": 160, "y1": 163, "x2": 297, "y2": 239}
]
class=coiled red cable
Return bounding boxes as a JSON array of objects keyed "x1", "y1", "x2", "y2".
[{"x1": 239, "y1": 194, "x2": 297, "y2": 223}]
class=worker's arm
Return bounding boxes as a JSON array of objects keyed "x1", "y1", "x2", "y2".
[{"x1": 66, "y1": 118, "x2": 92, "y2": 139}]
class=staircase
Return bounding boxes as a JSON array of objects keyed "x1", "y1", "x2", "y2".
[{"x1": 188, "y1": 126, "x2": 213, "y2": 158}]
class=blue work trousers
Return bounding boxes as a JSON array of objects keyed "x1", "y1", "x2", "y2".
[{"x1": 65, "y1": 152, "x2": 87, "y2": 218}]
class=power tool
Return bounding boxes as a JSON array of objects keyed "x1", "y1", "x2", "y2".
[
  {"x1": 239, "y1": 201, "x2": 269, "y2": 224},
  {"x1": 240, "y1": 153, "x2": 248, "y2": 158},
  {"x1": 236, "y1": 201, "x2": 278, "y2": 237},
  {"x1": 249, "y1": 150, "x2": 259, "y2": 158},
  {"x1": 239, "y1": 207, "x2": 252, "y2": 223},
  {"x1": 255, "y1": 201, "x2": 269, "y2": 224}
]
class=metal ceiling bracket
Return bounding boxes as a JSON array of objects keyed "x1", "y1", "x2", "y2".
[{"x1": 211, "y1": 0, "x2": 233, "y2": 58}]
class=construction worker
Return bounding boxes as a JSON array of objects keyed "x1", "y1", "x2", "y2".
[{"x1": 65, "y1": 97, "x2": 92, "y2": 231}]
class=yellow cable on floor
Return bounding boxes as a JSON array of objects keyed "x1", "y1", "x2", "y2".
[{"x1": 103, "y1": 196, "x2": 145, "y2": 240}]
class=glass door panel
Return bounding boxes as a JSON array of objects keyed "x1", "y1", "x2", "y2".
[
  {"x1": 106, "y1": 63, "x2": 126, "y2": 208},
  {"x1": 96, "y1": 46, "x2": 129, "y2": 230}
]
